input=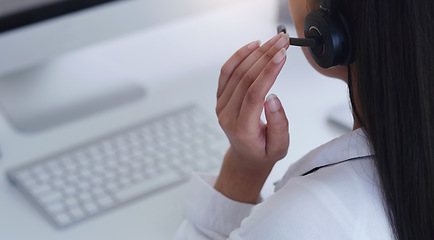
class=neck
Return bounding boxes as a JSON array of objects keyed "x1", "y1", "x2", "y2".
[{"x1": 347, "y1": 63, "x2": 363, "y2": 131}]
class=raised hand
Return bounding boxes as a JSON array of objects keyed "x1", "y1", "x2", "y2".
[{"x1": 214, "y1": 33, "x2": 290, "y2": 204}]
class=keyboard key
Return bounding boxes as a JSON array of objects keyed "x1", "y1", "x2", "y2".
[
  {"x1": 16, "y1": 170, "x2": 32, "y2": 180},
  {"x1": 30, "y1": 184, "x2": 51, "y2": 196},
  {"x1": 83, "y1": 202, "x2": 99, "y2": 214},
  {"x1": 96, "y1": 195, "x2": 115, "y2": 208},
  {"x1": 47, "y1": 202, "x2": 65, "y2": 215},
  {"x1": 65, "y1": 198, "x2": 79, "y2": 208},
  {"x1": 69, "y1": 207, "x2": 86, "y2": 220},
  {"x1": 21, "y1": 177, "x2": 38, "y2": 188},
  {"x1": 55, "y1": 213, "x2": 72, "y2": 227},
  {"x1": 40, "y1": 191, "x2": 63, "y2": 204},
  {"x1": 115, "y1": 171, "x2": 182, "y2": 201},
  {"x1": 78, "y1": 192, "x2": 93, "y2": 202}
]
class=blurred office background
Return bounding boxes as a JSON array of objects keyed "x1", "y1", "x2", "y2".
[{"x1": 0, "y1": 0, "x2": 350, "y2": 239}]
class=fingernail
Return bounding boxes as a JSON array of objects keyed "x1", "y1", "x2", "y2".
[
  {"x1": 247, "y1": 40, "x2": 261, "y2": 50},
  {"x1": 272, "y1": 48, "x2": 286, "y2": 63},
  {"x1": 270, "y1": 33, "x2": 283, "y2": 42},
  {"x1": 275, "y1": 34, "x2": 289, "y2": 49},
  {"x1": 267, "y1": 94, "x2": 281, "y2": 113}
]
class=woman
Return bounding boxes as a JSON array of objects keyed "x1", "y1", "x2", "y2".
[{"x1": 175, "y1": 0, "x2": 434, "y2": 239}]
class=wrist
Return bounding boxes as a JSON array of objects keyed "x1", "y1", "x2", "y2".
[{"x1": 214, "y1": 148, "x2": 274, "y2": 204}]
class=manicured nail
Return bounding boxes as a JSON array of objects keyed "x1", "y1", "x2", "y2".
[
  {"x1": 270, "y1": 33, "x2": 283, "y2": 42},
  {"x1": 272, "y1": 48, "x2": 286, "y2": 63},
  {"x1": 275, "y1": 34, "x2": 290, "y2": 49},
  {"x1": 267, "y1": 94, "x2": 281, "y2": 113},
  {"x1": 247, "y1": 40, "x2": 261, "y2": 50}
]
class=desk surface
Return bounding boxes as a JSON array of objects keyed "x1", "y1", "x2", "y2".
[{"x1": 0, "y1": 0, "x2": 350, "y2": 239}]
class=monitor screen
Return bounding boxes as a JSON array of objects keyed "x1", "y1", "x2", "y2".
[
  {"x1": 0, "y1": 0, "x2": 233, "y2": 132},
  {"x1": 0, "y1": 0, "x2": 117, "y2": 33},
  {"x1": 0, "y1": 0, "x2": 62, "y2": 16}
]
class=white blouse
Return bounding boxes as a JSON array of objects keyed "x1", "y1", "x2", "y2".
[{"x1": 174, "y1": 129, "x2": 393, "y2": 239}]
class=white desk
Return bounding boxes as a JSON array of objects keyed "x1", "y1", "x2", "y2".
[{"x1": 0, "y1": 0, "x2": 350, "y2": 239}]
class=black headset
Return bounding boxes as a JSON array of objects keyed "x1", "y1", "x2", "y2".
[{"x1": 278, "y1": 0, "x2": 353, "y2": 68}]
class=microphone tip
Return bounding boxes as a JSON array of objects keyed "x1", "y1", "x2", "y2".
[{"x1": 277, "y1": 25, "x2": 287, "y2": 34}]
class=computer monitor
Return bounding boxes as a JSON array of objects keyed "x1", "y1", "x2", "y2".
[{"x1": 0, "y1": 0, "x2": 232, "y2": 132}]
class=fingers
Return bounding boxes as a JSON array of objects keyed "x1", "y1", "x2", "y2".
[
  {"x1": 217, "y1": 40, "x2": 260, "y2": 99},
  {"x1": 216, "y1": 33, "x2": 285, "y2": 116},
  {"x1": 264, "y1": 94, "x2": 289, "y2": 159},
  {"x1": 223, "y1": 34, "x2": 289, "y2": 119},
  {"x1": 237, "y1": 47, "x2": 287, "y2": 132},
  {"x1": 216, "y1": 35, "x2": 290, "y2": 168}
]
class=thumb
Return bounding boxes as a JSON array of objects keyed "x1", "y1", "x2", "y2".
[{"x1": 264, "y1": 94, "x2": 290, "y2": 160}]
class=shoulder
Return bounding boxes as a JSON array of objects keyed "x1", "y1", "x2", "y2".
[{"x1": 232, "y1": 159, "x2": 393, "y2": 239}]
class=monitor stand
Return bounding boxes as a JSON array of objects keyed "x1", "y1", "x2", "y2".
[{"x1": 0, "y1": 60, "x2": 145, "y2": 133}]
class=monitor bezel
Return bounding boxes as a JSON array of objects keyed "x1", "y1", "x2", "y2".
[{"x1": 0, "y1": 0, "x2": 118, "y2": 33}]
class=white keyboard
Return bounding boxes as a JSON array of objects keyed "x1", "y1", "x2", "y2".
[{"x1": 7, "y1": 105, "x2": 228, "y2": 228}]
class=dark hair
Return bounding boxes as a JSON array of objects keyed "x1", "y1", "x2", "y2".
[{"x1": 336, "y1": 0, "x2": 434, "y2": 239}]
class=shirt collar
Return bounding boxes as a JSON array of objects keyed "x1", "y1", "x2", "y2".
[{"x1": 274, "y1": 128, "x2": 373, "y2": 191}]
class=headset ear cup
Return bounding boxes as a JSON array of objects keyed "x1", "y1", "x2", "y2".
[
  {"x1": 304, "y1": 10, "x2": 353, "y2": 68},
  {"x1": 337, "y1": 12, "x2": 354, "y2": 66}
]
